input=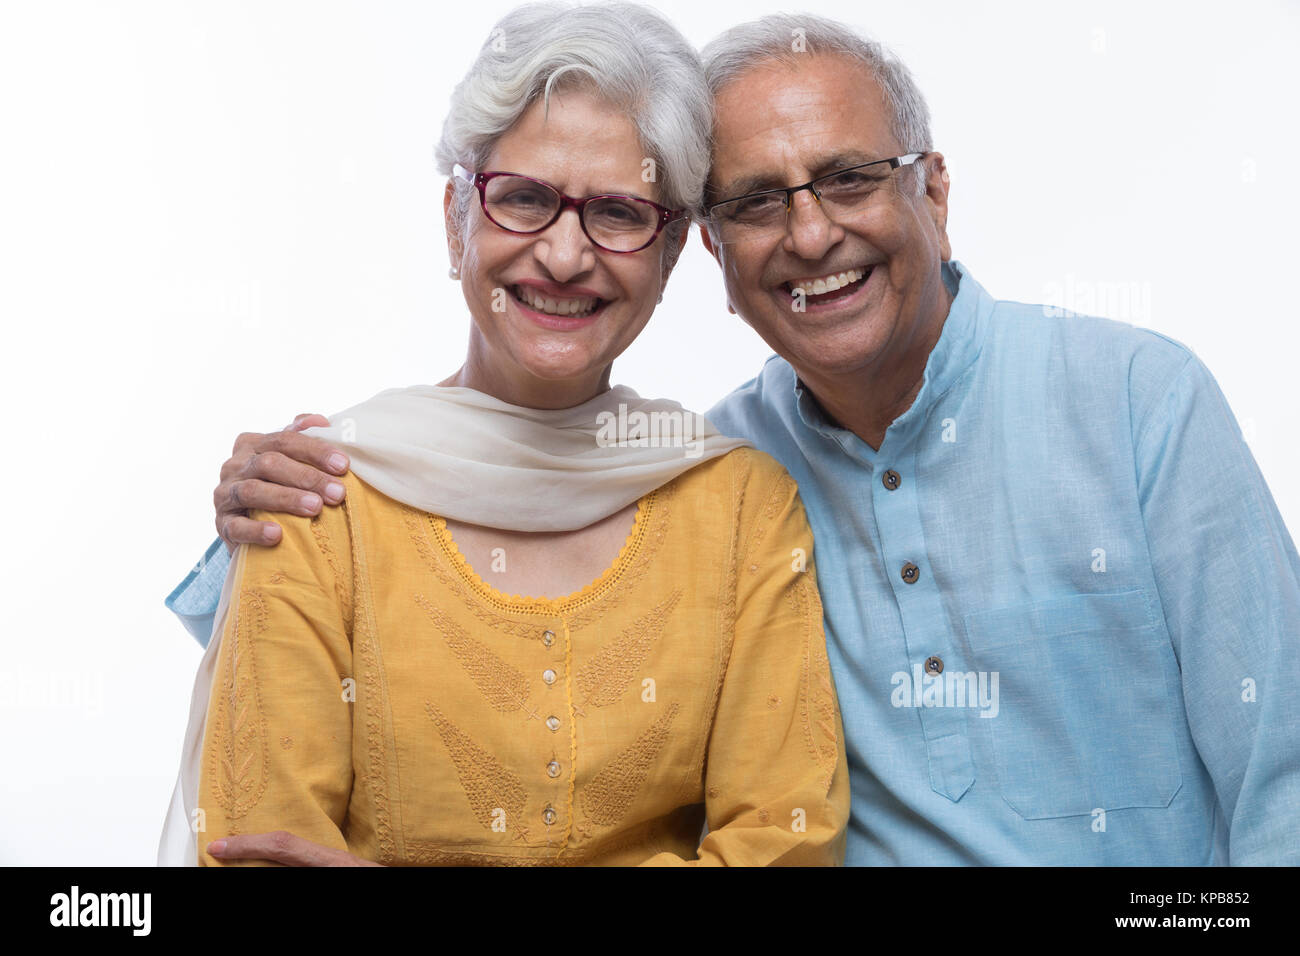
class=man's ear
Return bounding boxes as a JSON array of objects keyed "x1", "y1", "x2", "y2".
[
  {"x1": 697, "y1": 222, "x2": 722, "y2": 266},
  {"x1": 696, "y1": 222, "x2": 737, "y2": 315},
  {"x1": 443, "y1": 181, "x2": 464, "y2": 273},
  {"x1": 659, "y1": 221, "x2": 691, "y2": 287},
  {"x1": 921, "y1": 152, "x2": 952, "y2": 261}
]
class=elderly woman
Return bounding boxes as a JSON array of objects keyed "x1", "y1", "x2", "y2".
[{"x1": 162, "y1": 1, "x2": 847, "y2": 866}]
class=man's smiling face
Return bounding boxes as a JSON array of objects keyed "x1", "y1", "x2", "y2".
[{"x1": 701, "y1": 53, "x2": 953, "y2": 384}]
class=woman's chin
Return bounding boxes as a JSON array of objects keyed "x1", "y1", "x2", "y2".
[
  {"x1": 519, "y1": 359, "x2": 606, "y2": 386},
  {"x1": 505, "y1": 343, "x2": 612, "y2": 388}
]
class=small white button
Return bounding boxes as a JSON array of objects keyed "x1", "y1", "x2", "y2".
[
  {"x1": 542, "y1": 806, "x2": 557, "y2": 825},
  {"x1": 546, "y1": 760, "x2": 561, "y2": 778},
  {"x1": 542, "y1": 630, "x2": 555, "y2": 646},
  {"x1": 542, "y1": 669, "x2": 556, "y2": 685},
  {"x1": 546, "y1": 715, "x2": 560, "y2": 732}
]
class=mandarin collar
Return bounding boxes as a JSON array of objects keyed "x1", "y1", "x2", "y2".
[{"x1": 793, "y1": 260, "x2": 994, "y2": 455}]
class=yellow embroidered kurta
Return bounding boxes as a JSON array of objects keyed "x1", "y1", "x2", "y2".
[{"x1": 198, "y1": 446, "x2": 848, "y2": 865}]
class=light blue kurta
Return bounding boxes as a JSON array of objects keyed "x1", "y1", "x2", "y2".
[{"x1": 707, "y1": 260, "x2": 1300, "y2": 865}]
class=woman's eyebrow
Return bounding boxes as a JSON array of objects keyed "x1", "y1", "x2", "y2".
[
  {"x1": 601, "y1": 187, "x2": 655, "y2": 201},
  {"x1": 574, "y1": 182, "x2": 655, "y2": 202},
  {"x1": 501, "y1": 170, "x2": 655, "y2": 202}
]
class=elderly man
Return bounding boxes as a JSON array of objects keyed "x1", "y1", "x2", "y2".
[{"x1": 166, "y1": 14, "x2": 1300, "y2": 865}]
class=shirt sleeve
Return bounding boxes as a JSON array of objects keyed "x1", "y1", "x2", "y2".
[
  {"x1": 196, "y1": 501, "x2": 356, "y2": 866},
  {"x1": 164, "y1": 538, "x2": 229, "y2": 648},
  {"x1": 1134, "y1": 353, "x2": 1300, "y2": 865},
  {"x1": 642, "y1": 453, "x2": 850, "y2": 866}
]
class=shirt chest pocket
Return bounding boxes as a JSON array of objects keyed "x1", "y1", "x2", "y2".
[{"x1": 962, "y1": 589, "x2": 1183, "y2": 820}]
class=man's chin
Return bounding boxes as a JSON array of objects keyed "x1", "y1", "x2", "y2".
[{"x1": 780, "y1": 319, "x2": 897, "y2": 380}]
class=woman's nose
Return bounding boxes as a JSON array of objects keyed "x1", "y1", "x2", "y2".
[{"x1": 534, "y1": 209, "x2": 596, "y2": 282}]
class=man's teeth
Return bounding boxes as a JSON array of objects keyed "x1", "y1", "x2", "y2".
[
  {"x1": 514, "y1": 285, "x2": 599, "y2": 316},
  {"x1": 790, "y1": 267, "x2": 868, "y2": 296}
]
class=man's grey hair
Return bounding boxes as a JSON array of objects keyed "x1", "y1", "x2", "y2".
[
  {"x1": 434, "y1": 1, "x2": 711, "y2": 246},
  {"x1": 701, "y1": 13, "x2": 934, "y2": 196}
]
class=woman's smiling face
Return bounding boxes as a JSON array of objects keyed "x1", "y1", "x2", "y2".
[{"x1": 444, "y1": 88, "x2": 684, "y2": 408}]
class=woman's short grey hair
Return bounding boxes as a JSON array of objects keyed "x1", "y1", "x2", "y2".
[
  {"x1": 435, "y1": 1, "x2": 711, "y2": 239},
  {"x1": 701, "y1": 13, "x2": 933, "y2": 195}
]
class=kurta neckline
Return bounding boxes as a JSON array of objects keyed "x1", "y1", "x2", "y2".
[{"x1": 428, "y1": 491, "x2": 656, "y2": 615}]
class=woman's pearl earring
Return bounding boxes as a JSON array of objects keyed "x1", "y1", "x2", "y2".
[{"x1": 448, "y1": 266, "x2": 460, "y2": 280}]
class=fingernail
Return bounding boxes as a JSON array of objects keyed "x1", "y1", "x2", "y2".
[
  {"x1": 300, "y1": 493, "x2": 322, "y2": 513},
  {"x1": 209, "y1": 840, "x2": 227, "y2": 855},
  {"x1": 324, "y1": 481, "x2": 345, "y2": 503},
  {"x1": 262, "y1": 525, "x2": 281, "y2": 543},
  {"x1": 328, "y1": 453, "x2": 348, "y2": 473}
]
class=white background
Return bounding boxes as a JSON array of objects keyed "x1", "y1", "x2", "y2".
[{"x1": 0, "y1": 0, "x2": 1295, "y2": 864}]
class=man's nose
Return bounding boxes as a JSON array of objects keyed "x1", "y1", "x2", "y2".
[
  {"x1": 782, "y1": 189, "x2": 844, "y2": 261},
  {"x1": 535, "y1": 209, "x2": 597, "y2": 282}
]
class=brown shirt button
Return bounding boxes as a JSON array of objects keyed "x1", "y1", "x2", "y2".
[
  {"x1": 882, "y1": 469, "x2": 901, "y2": 490},
  {"x1": 924, "y1": 655, "x2": 944, "y2": 676},
  {"x1": 901, "y1": 562, "x2": 920, "y2": 584}
]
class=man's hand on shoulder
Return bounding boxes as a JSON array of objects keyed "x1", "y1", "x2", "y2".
[{"x1": 214, "y1": 413, "x2": 351, "y2": 554}]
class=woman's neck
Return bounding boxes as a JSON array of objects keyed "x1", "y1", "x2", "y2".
[{"x1": 439, "y1": 349, "x2": 613, "y2": 410}]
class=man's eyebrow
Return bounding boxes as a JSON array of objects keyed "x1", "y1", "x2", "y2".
[
  {"x1": 710, "y1": 172, "x2": 785, "y2": 201},
  {"x1": 808, "y1": 152, "x2": 879, "y2": 178},
  {"x1": 710, "y1": 152, "x2": 883, "y2": 201}
]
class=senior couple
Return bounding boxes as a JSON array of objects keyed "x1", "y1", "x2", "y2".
[{"x1": 160, "y1": 2, "x2": 1300, "y2": 866}]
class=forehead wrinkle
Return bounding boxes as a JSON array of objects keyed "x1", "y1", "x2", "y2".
[{"x1": 710, "y1": 64, "x2": 896, "y2": 200}]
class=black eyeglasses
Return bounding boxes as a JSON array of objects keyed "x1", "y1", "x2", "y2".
[
  {"x1": 453, "y1": 164, "x2": 686, "y2": 253},
  {"x1": 705, "y1": 153, "x2": 925, "y2": 235}
]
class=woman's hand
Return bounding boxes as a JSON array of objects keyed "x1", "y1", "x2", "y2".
[{"x1": 207, "y1": 831, "x2": 382, "y2": 867}]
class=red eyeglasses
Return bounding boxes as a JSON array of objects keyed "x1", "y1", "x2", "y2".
[{"x1": 453, "y1": 164, "x2": 686, "y2": 253}]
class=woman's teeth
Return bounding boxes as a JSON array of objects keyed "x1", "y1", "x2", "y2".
[
  {"x1": 513, "y1": 285, "x2": 600, "y2": 317},
  {"x1": 789, "y1": 267, "x2": 869, "y2": 297}
]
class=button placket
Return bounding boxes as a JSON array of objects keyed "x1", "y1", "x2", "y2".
[
  {"x1": 871, "y1": 441, "x2": 975, "y2": 803},
  {"x1": 536, "y1": 618, "x2": 575, "y2": 850}
]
